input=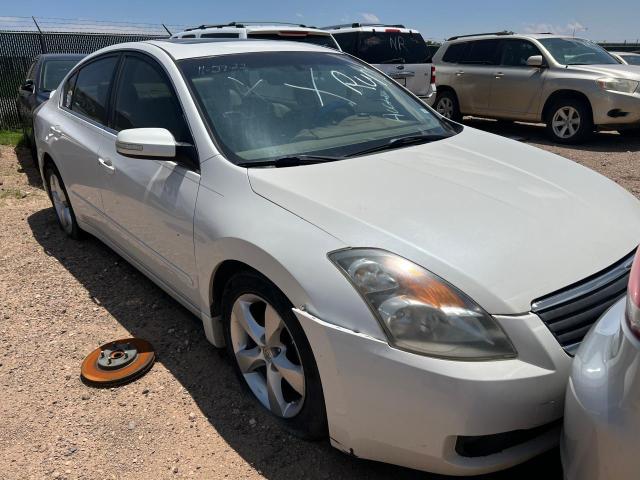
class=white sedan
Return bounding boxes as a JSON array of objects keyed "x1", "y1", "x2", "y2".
[{"x1": 34, "y1": 38, "x2": 640, "y2": 475}]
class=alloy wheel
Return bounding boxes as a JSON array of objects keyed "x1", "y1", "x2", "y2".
[
  {"x1": 49, "y1": 173, "x2": 73, "y2": 235},
  {"x1": 436, "y1": 97, "x2": 454, "y2": 119},
  {"x1": 230, "y1": 294, "x2": 305, "y2": 418},
  {"x1": 552, "y1": 106, "x2": 581, "y2": 139}
]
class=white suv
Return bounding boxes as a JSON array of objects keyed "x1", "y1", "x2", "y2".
[
  {"x1": 171, "y1": 21, "x2": 340, "y2": 50},
  {"x1": 325, "y1": 23, "x2": 436, "y2": 104}
]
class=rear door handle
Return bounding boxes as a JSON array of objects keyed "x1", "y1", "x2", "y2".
[
  {"x1": 98, "y1": 157, "x2": 115, "y2": 173},
  {"x1": 455, "y1": 70, "x2": 465, "y2": 76},
  {"x1": 495, "y1": 72, "x2": 505, "y2": 78},
  {"x1": 50, "y1": 125, "x2": 63, "y2": 136}
]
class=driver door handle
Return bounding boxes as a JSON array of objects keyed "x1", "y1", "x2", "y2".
[
  {"x1": 495, "y1": 72, "x2": 505, "y2": 79},
  {"x1": 98, "y1": 157, "x2": 115, "y2": 173},
  {"x1": 455, "y1": 70, "x2": 465, "y2": 77}
]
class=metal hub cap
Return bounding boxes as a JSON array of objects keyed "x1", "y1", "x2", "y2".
[
  {"x1": 436, "y1": 97, "x2": 454, "y2": 118},
  {"x1": 230, "y1": 294, "x2": 305, "y2": 418},
  {"x1": 49, "y1": 173, "x2": 73, "y2": 234},
  {"x1": 552, "y1": 106, "x2": 581, "y2": 139}
]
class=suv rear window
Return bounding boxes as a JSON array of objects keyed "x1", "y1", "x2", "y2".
[
  {"x1": 247, "y1": 32, "x2": 337, "y2": 49},
  {"x1": 355, "y1": 31, "x2": 429, "y2": 64},
  {"x1": 442, "y1": 42, "x2": 468, "y2": 63},
  {"x1": 202, "y1": 32, "x2": 239, "y2": 38},
  {"x1": 460, "y1": 40, "x2": 501, "y2": 65}
]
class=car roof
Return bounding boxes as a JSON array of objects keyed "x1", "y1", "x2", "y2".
[
  {"x1": 445, "y1": 33, "x2": 573, "y2": 42},
  {"x1": 324, "y1": 23, "x2": 419, "y2": 34},
  {"x1": 94, "y1": 38, "x2": 338, "y2": 61},
  {"x1": 39, "y1": 53, "x2": 86, "y2": 60},
  {"x1": 173, "y1": 23, "x2": 331, "y2": 36}
]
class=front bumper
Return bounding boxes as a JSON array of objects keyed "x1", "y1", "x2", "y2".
[
  {"x1": 591, "y1": 89, "x2": 640, "y2": 127},
  {"x1": 295, "y1": 308, "x2": 570, "y2": 476},
  {"x1": 561, "y1": 297, "x2": 640, "y2": 480}
]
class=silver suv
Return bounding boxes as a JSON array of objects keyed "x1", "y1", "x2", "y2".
[{"x1": 432, "y1": 33, "x2": 640, "y2": 143}]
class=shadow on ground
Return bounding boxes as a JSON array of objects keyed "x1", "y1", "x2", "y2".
[
  {"x1": 464, "y1": 117, "x2": 640, "y2": 153},
  {"x1": 26, "y1": 203, "x2": 563, "y2": 479},
  {"x1": 14, "y1": 144, "x2": 43, "y2": 188}
]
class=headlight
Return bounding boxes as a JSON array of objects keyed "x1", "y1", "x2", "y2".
[
  {"x1": 329, "y1": 248, "x2": 516, "y2": 360},
  {"x1": 596, "y1": 77, "x2": 639, "y2": 94}
]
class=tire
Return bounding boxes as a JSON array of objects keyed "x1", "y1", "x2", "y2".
[
  {"x1": 222, "y1": 270, "x2": 327, "y2": 440},
  {"x1": 44, "y1": 163, "x2": 82, "y2": 239},
  {"x1": 434, "y1": 90, "x2": 462, "y2": 122},
  {"x1": 545, "y1": 97, "x2": 593, "y2": 144}
]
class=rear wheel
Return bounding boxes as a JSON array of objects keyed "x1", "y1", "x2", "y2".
[
  {"x1": 434, "y1": 90, "x2": 462, "y2": 122},
  {"x1": 222, "y1": 271, "x2": 327, "y2": 439},
  {"x1": 44, "y1": 164, "x2": 82, "y2": 239},
  {"x1": 545, "y1": 98, "x2": 593, "y2": 144}
]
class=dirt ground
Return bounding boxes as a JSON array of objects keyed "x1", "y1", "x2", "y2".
[{"x1": 1, "y1": 123, "x2": 638, "y2": 480}]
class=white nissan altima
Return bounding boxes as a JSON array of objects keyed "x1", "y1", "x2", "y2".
[{"x1": 34, "y1": 38, "x2": 640, "y2": 476}]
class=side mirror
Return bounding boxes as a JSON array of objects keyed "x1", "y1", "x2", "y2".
[
  {"x1": 116, "y1": 128, "x2": 176, "y2": 159},
  {"x1": 526, "y1": 55, "x2": 544, "y2": 67},
  {"x1": 20, "y1": 79, "x2": 34, "y2": 93}
]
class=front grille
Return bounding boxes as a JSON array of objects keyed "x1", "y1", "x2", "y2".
[{"x1": 531, "y1": 250, "x2": 635, "y2": 355}]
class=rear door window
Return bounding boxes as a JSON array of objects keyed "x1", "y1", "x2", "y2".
[
  {"x1": 70, "y1": 56, "x2": 119, "y2": 125},
  {"x1": 356, "y1": 31, "x2": 429, "y2": 64},
  {"x1": 442, "y1": 42, "x2": 468, "y2": 63},
  {"x1": 112, "y1": 55, "x2": 191, "y2": 143},
  {"x1": 500, "y1": 39, "x2": 542, "y2": 66},
  {"x1": 460, "y1": 40, "x2": 501, "y2": 65}
]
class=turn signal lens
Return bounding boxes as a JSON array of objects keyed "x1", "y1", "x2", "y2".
[
  {"x1": 626, "y1": 249, "x2": 640, "y2": 340},
  {"x1": 329, "y1": 248, "x2": 517, "y2": 360}
]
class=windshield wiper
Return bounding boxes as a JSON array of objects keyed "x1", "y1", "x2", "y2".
[
  {"x1": 348, "y1": 134, "x2": 452, "y2": 157},
  {"x1": 237, "y1": 154, "x2": 343, "y2": 168},
  {"x1": 380, "y1": 57, "x2": 405, "y2": 64}
]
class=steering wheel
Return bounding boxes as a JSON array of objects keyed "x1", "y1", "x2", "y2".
[{"x1": 314, "y1": 101, "x2": 357, "y2": 126}]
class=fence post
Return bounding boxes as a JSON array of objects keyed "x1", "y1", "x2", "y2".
[{"x1": 32, "y1": 16, "x2": 47, "y2": 53}]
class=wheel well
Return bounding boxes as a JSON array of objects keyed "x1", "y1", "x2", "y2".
[
  {"x1": 436, "y1": 85, "x2": 457, "y2": 98},
  {"x1": 210, "y1": 260, "x2": 262, "y2": 317},
  {"x1": 41, "y1": 153, "x2": 55, "y2": 193},
  {"x1": 542, "y1": 90, "x2": 593, "y2": 123}
]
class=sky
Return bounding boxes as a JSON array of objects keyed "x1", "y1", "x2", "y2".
[{"x1": 1, "y1": 0, "x2": 638, "y2": 42}]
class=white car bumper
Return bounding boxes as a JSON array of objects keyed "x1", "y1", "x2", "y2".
[
  {"x1": 561, "y1": 297, "x2": 640, "y2": 480},
  {"x1": 295, "y1": 308, "x2": 570, "y2": 476}
]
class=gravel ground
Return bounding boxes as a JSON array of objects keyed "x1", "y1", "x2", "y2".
[{"x1": 1, "y1": 123, "x2": 638, "y2": 480}]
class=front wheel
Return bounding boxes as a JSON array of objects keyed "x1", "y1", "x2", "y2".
[
  {"x1": 222, "y1": 271, "x2": 327, "y2": 439},
  {"x1": 434, "y1": 90, "x2": 462, "y2": 122},
  {"x1": 44, "y1": 164, "x2": 82, "y2": 239},
  {"x1": 546, "y1": 98, "x2": 593, "y2": 144}
]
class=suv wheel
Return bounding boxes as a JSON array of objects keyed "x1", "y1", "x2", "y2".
[
  {"x1": 222, "y1": 271, "x2": 327, "y2": 439},
  {"x1": 546, "y1": 98, "x2": 593, "y2": 144},
  {"x1": 434, "y1": 91, "x2": 462, "y2": 122}
]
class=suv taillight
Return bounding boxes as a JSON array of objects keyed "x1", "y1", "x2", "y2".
[
  {"x1": 430, "y1": 66, "x2": 436, "y2": 85},
  {"x1": 626, "y1": 249, "x2": 640, "y2": 340}
]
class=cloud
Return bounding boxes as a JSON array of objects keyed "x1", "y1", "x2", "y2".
[
  {"x1": 523, "y1": 21, "x2": 587, "y2": 35},
  {"x1": 361, "y1": 12, "x2": 380, "y2": 23}
]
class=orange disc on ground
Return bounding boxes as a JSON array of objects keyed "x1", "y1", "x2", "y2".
[{"x1": 81, "y1": 338, "x2": 155, "y2": 387}]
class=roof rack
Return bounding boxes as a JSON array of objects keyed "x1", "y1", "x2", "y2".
[
  {"x1": 184, "y1": 21, "x2": 312, "y2": 32},
  {"x1": 447, "y1": 31, "x2": 514, "y2": 41},
  {"x1": 323, "y1": 23, "x2": 406, "y2": 30}
]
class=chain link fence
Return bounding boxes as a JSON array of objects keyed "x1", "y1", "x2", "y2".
[{"x1": 0, "y1": 16, "x2": 187, "y2": 130}]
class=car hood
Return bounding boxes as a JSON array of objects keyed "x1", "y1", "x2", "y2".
[
  {"x1": 569, "y1": 63, "x2": 640, "y2": 79},
  {"x1": 248, "y1": 127, "x2": 640, "y2": 314}
]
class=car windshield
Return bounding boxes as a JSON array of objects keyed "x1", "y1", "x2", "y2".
[
  {"x1": 621, "y1": 55, "x2": 640, "y2": 66},
  {"x1": 358, "y1": 31, "x2": 429, "y2": 64},
  {"x1": 41, "y1": 59, "x2": 80, "y2": 91},
  {"x1": 180, "y1": 51, "x2": 457, "y2": 165},
  {"x1": 538, "y1": 38, "x2": 618, "y2": 65},
  {"x1": 247, "y1": 32, "x2": 338, "y2": 49}
]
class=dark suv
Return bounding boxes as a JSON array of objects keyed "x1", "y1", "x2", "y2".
[{"x1": 16, "y1": 54, "x2": 85, "y2": 154}]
